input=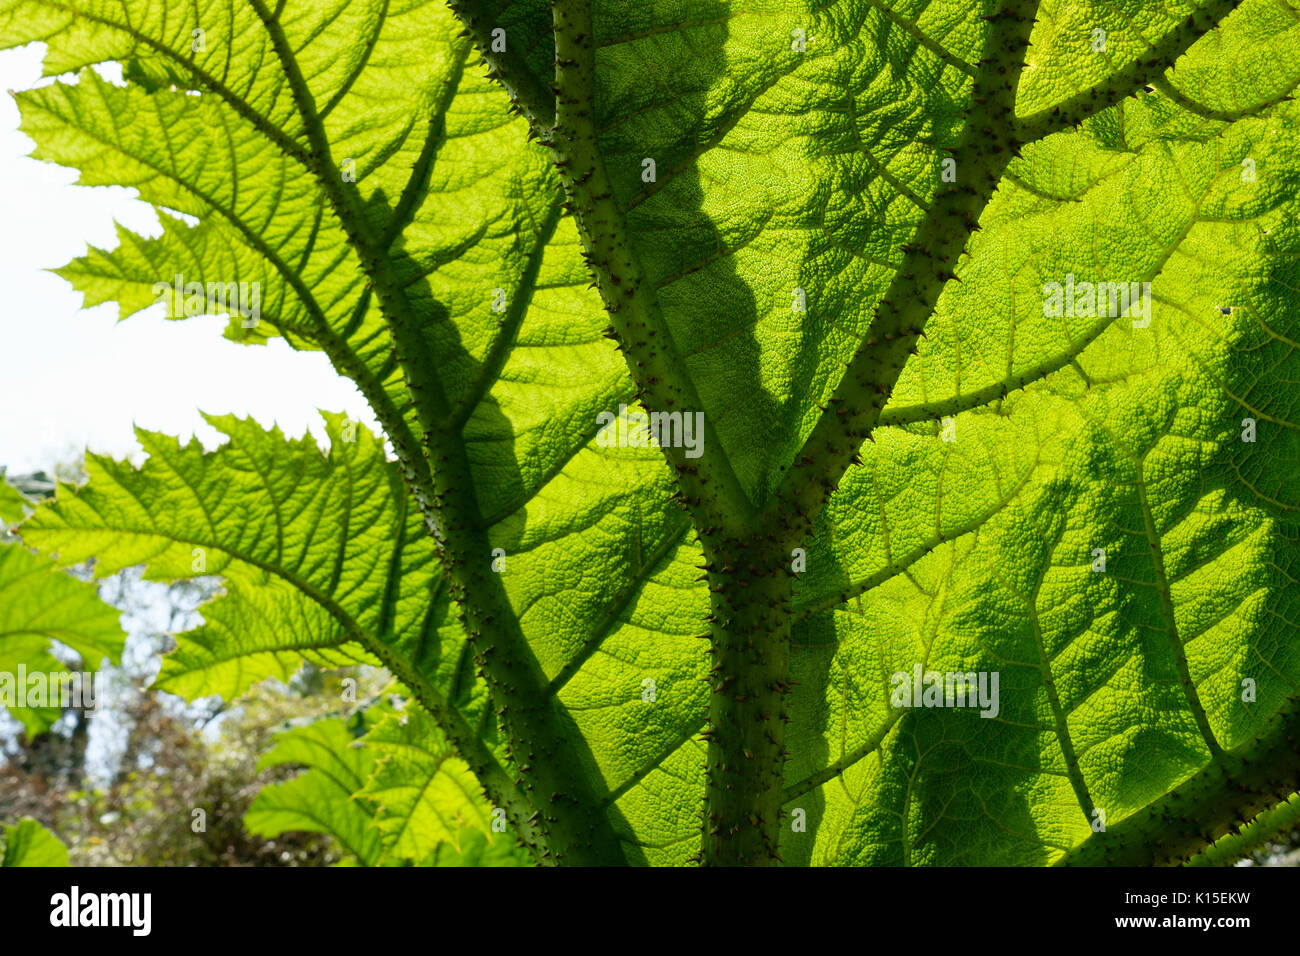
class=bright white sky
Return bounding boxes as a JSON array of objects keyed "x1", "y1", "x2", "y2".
[{"x1": 0, "y1": 44, "x2": 378, "y2": 475}]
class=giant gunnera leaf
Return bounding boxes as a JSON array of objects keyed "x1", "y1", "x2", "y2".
[{"x1": 6, "y1": 0, "x2": 1300, "y2": 866}]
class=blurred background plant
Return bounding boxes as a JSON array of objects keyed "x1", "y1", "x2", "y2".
[
  {"x1": 3, "y1": 663, "x2": 366, "y2": 866},
  {"x1": 0, "y1": 462, "x2": 394, "y2": 865}
]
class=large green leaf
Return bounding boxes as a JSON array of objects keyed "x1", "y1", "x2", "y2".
[
  {"x1": 24, "y1": 415, "x2": 430, "y2": 702},
  {"x1": 1, "y1": 818, "x2": 69, "y2": 867},
  {"x1": 7, "y1": 0, "x2": 1300, "y2": 865},
  {"x1": 19, "y1": 415, "x2": 529, "y2": 817}
]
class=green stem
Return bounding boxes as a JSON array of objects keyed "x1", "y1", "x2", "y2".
[
  {"x1": 250, "y1": 0, "x2": 625, "y2": 865},
  {"x1": 699, "y1": 540, "x2": 794, "y2": 865},
  {"x1": 1062, "y1": 694, "x2": 1300, "y2": 866},
  {"x1": 1014, "y1": 0, "x2": 1246, "y2": 143},
  {"x1": 548, "y1": 0, "x2": 800, "y2": 866},
  {"x1": 766, "y1": 3, "x2": 1038, "y2": 543},
  {"x1": 548, "y1": 0, "x2": 756, "y2": 539},
  {"x1": 1185, "y1": 791, "x2": 1300, "y2": 867},
  {"x1": 445, "y1": 0, "x2": 557, "y2": 131}
]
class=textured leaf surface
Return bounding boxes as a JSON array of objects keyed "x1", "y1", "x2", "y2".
[
  {"x1": 23, "y1": 415, "x2": 418, "y2": 700},
  {"x1": 7, "y1": 0, "x2": 1300, "y2": 864},
  {"x1": 357, "y1": 705, "x2": 495, "y2": 860}
]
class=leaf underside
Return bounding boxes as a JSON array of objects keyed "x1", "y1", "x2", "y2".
[{"x1": 5, "y1": 0, "x2": 1300, "y2": 865}]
